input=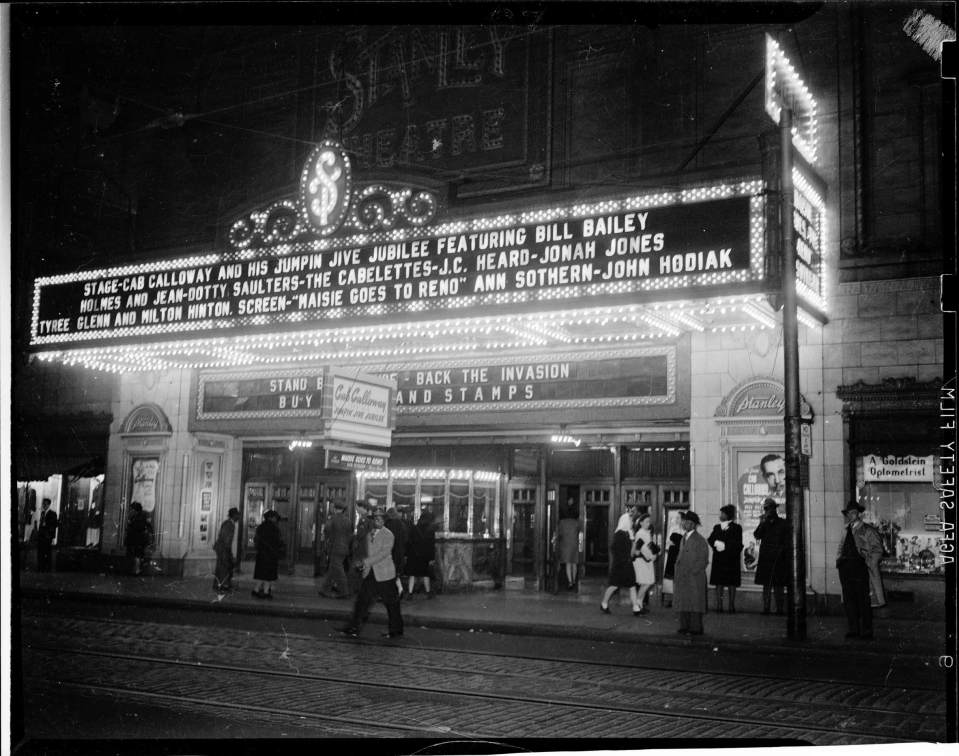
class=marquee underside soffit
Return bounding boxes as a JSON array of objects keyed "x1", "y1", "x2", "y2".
[{"x1": 32, "y1": 294, "x2": 806, "y2": 374}]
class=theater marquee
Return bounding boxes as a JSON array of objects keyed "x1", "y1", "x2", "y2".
[{"x1": 31, "y1": 176, "x2": 765, "y2": 347}]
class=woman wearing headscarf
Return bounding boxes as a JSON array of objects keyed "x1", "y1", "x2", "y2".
[
  {"x1": 708, "y1": 504, "x2": 744, "y2": 613},
  {"x1": 631, "y1": 512, "x2": 660, "y2": 614},
  {"x1": 252, "y1": 510, "x2": 284, "y2": 599},
  {"x1": 600, "y1": 512, "x2": 641, "y2": 615}
]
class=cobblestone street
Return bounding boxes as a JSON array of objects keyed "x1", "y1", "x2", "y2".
[{"x1": 15, "y1": 596, "x2": 949, "y2": 748}]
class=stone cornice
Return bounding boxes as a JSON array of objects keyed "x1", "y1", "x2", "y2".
[{"x1": 836, "y1": 377, "x2": 942, "y2": 414}]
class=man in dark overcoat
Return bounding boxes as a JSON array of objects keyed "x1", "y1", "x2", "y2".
[
  {"x1": 213, "y1": 507, "x2": 241, "y2": 594},
  {"x1": 836, "y1": 500, "x2": 883, "y2": 639},
  {"x1": 318, "y1": 500, "x2": 354, "y2": 598},
  {"x1": 753, "y1": 498, "x2": 790, "y2": 614}
]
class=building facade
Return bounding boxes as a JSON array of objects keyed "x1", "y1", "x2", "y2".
[{"x1": 14, "y1": 8, "x2": 952, "y2": 613}]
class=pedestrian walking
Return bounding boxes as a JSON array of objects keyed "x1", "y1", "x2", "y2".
[
  {"x1": 340, "y1": 507, "x2": 404, "y2": 639},
  {"x1": 36, "y1": 498, "x2": 58, "y2": 572},
  {"x1": 213, "y1": 507, "x2": 241, "y2": 594},
  {"x1": 125, "y1": 501, "x2": 152, "y2": 576},
  {"x1": 631, "y1": 512, "x2": 660, "y2": 613},
  {"x1": 384, "y1": 506, "x2": 409, "y2": 596},
  {"x1": 405, "y1": 509, "x2": 437, "y2": 599},
  {"x1": 674, "y1": 510, "x2": 709, "y2": 635},
  {"x1": 600, "y1": 513, "x2": 641, "y2": 615},
  {"x1": 754, "y1": 498, "x2": 789, "y2": 615},
  {"x1": 661, "y1": 531, "x2": 683, "y2": 608},
  {"x1": 708, "y1": 505, "x2": 743, "y2": 613},
  {"x1": 318, "y1": 500, "x2": 354, "y2": 598},
  {"x1": 836, "y1": 500, "x2": 884, "y2": 639},
  {"x1": 553, "y1": 498, "x2": 582, "y2": 590},
  {"x1": 252, "y1": 510, "x2": 284, "y2": 599}
]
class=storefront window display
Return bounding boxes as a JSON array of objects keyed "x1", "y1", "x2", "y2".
[
  {"x1": 358, "y1": 469, "x2": 501, "y2": 538},
  {"x1": 473, "y1": 484, "x2": 495, "y2": 537},
  {"x1": 422, "y1": 479, "x2": 451, "y2": 530},
  {"x1": 390, "y1": 479, "x2": 416, "y2": 513},
  {"x1": 856, "y1": 455, "x2": 944, "y2": 575},
  {"x1": 448, "y1": 480, "x2": 469, "y2": 533}
]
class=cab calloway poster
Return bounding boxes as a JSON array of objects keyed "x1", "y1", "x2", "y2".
[{"x1": 737, "y1": 449, "x2": 786, "y2": 572}]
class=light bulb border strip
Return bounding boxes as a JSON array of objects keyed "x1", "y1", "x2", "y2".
[
  {"x1": 356, "y1": 468, "x2": 502, "y2": 482},
  {"x1": 765, "y1": 34, "x2": 819, "y2": 164},
  {"x1": 31, "y1": 179, "x2": 766, "y2": 347},
  {"x1": 32, "y1": 295, "x2": 778, "y2": 373}
]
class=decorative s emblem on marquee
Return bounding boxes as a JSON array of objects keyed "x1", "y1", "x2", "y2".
[
  {"x1": 228, "y1": 140, "x2": 439, "y2": 250},
  {"x1": 300, "y1": 141, "x2": 351, "y2": 235}
]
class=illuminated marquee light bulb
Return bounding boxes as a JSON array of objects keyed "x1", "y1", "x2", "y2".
[
  {"x1": 796, "y1": 308, "x2": 821, "y2": 329},
  {"x1": 740, "y1": 302, "x2": 778, "y2": 330},
  {"x1": 765, "y1": 35, "x2": 819, "y2": 163},
  {"x1": 34, "y1": 177, "x2": 772, "y2": 362}
]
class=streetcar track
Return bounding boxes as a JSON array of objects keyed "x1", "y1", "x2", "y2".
[
  {"x1": 27, "y1": 628, "x2": 942, "y2": 719},
  {"x1": 23, "y1": 643, "x2": 935, "y2": 743},
  {"x1": 20, "y1": 604, "x2": 942, "y2": 693},
  {"x1": 30, "y1": 676, "x2": 459, "y2": 738}
]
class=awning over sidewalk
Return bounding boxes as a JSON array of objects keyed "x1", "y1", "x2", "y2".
[
  {"x1": 13, "y1": 413, "x2": 111, "y2": 481},
  {"x1": 14, "y1": 450, "x2": 106, "y2": 483}
]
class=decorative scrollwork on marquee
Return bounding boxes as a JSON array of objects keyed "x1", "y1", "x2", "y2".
[
  {"x1": 228, "y1": 201, "x2": 306, "y2": 250},
  {"x1": 350, "y1": 186, "x2": 438, "y2": 232},
  {"x1": 228, "y1": 185, "x2": 439, "y2": 249},
  {"x1": 228, "y1": 141, "x2": 440, "y2": 250}
]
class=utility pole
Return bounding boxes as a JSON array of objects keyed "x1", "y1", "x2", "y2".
[{"x1": 780, "y1": 106, "x2": 807, "y2": 640}]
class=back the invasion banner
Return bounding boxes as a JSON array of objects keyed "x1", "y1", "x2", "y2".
[{"x1": 32, "y1": 191, "x2": 760, "y2": 346}]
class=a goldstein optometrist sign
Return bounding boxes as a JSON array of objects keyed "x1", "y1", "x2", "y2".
[{"x1": 31, "y1": 144, "x2": 764, "y2": 346}]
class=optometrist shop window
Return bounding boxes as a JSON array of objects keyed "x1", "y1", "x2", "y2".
[
  {"x1": 856, "y1": 454, "x2": 944, "y2": 576},
  {"x1": 357, "y1": 469, "x2": 501, "y2": 537}
]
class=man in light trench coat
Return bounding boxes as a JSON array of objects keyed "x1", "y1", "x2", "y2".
[{"x1": 674, "y1": 510, "x2": 709, "y2": 635}]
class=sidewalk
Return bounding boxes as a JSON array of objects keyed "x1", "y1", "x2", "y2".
[{"x1": 15, "y1": 568, "x2": 945, "y2": 660}]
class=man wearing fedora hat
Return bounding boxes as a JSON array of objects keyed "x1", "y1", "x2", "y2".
[
  {"x1": 836, "y1": 500, "x2": 884, "y2": 639},
  {"x1": 673, "y1": 510, "x2": 709, "y2": 635},
  {"x1": 754, "y1": 498, "x2": 790, "y2": 615},
  {"x1": 318, "y1": 500, "x2": 354, "y2": 599}
]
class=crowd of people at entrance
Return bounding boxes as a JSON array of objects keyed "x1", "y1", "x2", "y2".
[
  {"x1": 592, "y1": 495, "x2": 885, "y2": 640},
  {"x1": 316, "y1": 501, "x2": 437, "y2": 604},
  {"x1": 595, "y1": 499, "x2": 773, "y2": 635},
  {"x1": 204, "y1": 497, "x2": 437, "y2": 639},
  {"x1": 190, "y1": 487, "x2": 887, "y2": 644},
  {"x1": 315, "y1": 499, "x2": 438, "y2": 640}
]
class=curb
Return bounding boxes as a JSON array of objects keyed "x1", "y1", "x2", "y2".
[{"x1": 23, "y1": 587, "x2": 928, "y2": 662}]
